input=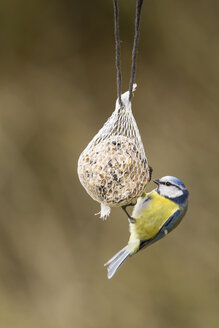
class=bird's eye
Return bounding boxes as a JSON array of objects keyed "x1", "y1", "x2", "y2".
[{"x1": 166, "y1": 182, "x2": 171, "y2": 186}]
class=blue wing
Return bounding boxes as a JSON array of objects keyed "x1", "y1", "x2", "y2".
[{"x1": 139, "y1": 209, "x2": 182, "y2": 251}]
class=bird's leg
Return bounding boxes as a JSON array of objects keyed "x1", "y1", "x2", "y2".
[
  {"x1": 122, "y1": 205, "x2": 136, "y2": 223},
  {"x1": 122, "y1": 205, "x2": 131, "y2": 219}
]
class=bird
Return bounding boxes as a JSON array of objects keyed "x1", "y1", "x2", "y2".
[{"x1": 104, "y1": 176, "x2": 189, "y2": 279}]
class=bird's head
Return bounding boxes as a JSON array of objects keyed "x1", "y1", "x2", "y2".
[{"x1": 153, "y1": 176, "x2": 189, "y2": 205}]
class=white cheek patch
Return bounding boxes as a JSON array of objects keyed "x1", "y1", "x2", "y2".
[{"x1": 159, "y1": 185, "x2": 183, "y2": 198}]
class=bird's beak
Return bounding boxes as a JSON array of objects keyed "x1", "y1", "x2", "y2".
[{"x1": 153, "y1": 179, "x2": 160, "y2": 185}]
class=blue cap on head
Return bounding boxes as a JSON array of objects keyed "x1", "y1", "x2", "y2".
[{"x1": 161, "y1": 176, "x2": 187, "y2": 190}]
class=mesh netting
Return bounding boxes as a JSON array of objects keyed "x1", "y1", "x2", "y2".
[{"x1": 77, "y1": 84, "x2": 150, "y2": 218}]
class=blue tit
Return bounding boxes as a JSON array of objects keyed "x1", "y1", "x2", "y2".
[{"x1": 105, "y1": 176, "x2": 189, "y2": 279}]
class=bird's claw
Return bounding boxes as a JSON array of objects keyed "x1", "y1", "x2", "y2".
[{"x1": 128, "y1": 217, "x2": 136, "y2": 224}]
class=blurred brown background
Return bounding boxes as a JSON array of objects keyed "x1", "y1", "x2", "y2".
[{"x1": 0, "y1": 0, "x2": 218, "y2": 327}]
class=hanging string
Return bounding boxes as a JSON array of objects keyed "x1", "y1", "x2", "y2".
[
  {"x1": 129, "y1": 0, "x2": 144, "y2": 101},
  {"x1": 113, "y1": 0, "x2": 144, "y2": 105},
  {"x1": 113, "y1": 0, "x2": 123, "y2": 107}
]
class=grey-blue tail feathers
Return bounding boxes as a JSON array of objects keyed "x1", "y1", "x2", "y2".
[{"x1": 104, "y1": 246, "x2": 130, "y2": 279}]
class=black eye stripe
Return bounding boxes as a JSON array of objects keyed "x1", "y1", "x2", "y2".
[
  {"x1": 160, "y1": 181, "x2": 172, "y2": 186},
  {"x1": 160, "y1": 182, "x2": 182, "y2": 190}
]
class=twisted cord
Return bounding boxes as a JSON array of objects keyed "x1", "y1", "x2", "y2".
[
  {"x1": 113, "y1": 0, "x2": 123, "y2": 107},
  {"x1": 113, "y1": 0, "x2": 144, "y2": 105},
  {"x1": 129, "y1": 0, "x2": 144, "y2": 101}
]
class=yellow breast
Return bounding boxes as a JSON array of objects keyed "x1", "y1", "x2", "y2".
[{"x1": 130, "y1": 190, "x2": 180, "y2": 241}]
